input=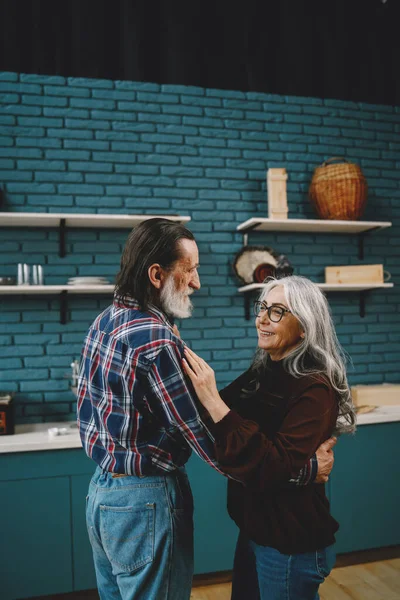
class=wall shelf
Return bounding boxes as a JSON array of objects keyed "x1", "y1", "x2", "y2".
[
  {"x1": 0, "y1": 212, "x2": 191, "y2": 228},
  {"x1": 237, "y1": 217, "x2": 392, "y2": 234},
  {"x1": 237, "y1": 217, "x2": 392, "y2": 260},
  {"x1": 238, "y1": 283, "x2": 394, "y2": 293},
  {"x1": 238, "y1": 283, "x2": 394, "y2": 320},
  {"x1": 0, "y1": 212, "x2": 191, "y2": 323},
  {"x1": 236, "y1": 217, "x2": 393, "y2": 318},
  {"x1": 0, "y1": 212, "x2": 191, "y2": 257},
  {"x1": 0, "y1": 285, "x2": 115, "y2": 324},
  {"x1": 0, "y1": 285, "x2": 115, "y2": 295}
]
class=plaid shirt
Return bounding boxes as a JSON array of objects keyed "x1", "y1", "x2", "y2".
[
  {"x1": 77, "y1": 294, "x2": 224, "y2": 476},
  {"x1": 77, "y1": 294, "x2": 315, "y2": 482}
]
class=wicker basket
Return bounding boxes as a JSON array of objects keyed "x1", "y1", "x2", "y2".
[{"x1": 309, "y1": 157, "x2": 368, "y2": 220}]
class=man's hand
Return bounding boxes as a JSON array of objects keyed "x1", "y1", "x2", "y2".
[{"x1": 315, "y1": 437, "x2": 337, "y2": 483}]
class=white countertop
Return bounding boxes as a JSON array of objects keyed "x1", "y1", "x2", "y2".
[
  {"x1": 0, "y1": 407, "x2": 400, "y2": 454},
  {"x1": 0, "y1": 421, "x2": 82, "y2": 453},
  {"x1": 356, "y1": 405, "x2": 400, "y2": 426}
]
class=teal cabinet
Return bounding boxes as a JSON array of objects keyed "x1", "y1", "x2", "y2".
[
  {"x1": 330, "y1": 422, "x2": 400, "y2": 553},
  {"x1": 1, "y1": 422, "x2": 399, "y2": 598},
  {"x1": 0, "y1": 477, "x2": 72, "y2": 600},
  {"x1": 187, "y1": 455, "x2": 238, "y2": 574},
  {"x1": 0, "y1": 448, "x2": 95, "y2": 600},
  {"x1": 71, "y1": 474, "x2": 98, "y2": 591}
]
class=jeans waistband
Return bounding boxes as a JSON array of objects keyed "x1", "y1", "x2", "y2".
[{"x1": 98, "y1": 464, "x2": 187, "y2": 481}]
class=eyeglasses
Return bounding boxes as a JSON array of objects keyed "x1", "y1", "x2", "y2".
[{"x1": 253, "y1": 301, "x2": 291, "y2": 322}]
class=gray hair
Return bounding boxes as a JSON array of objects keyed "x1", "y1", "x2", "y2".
[{"x1": 251, "y1": 275, "x2": 356, "y2": 436}]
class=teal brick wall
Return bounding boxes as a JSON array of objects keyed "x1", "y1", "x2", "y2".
[{"x1": 0, "y1": 71, "x2": 399, "y2": 424}]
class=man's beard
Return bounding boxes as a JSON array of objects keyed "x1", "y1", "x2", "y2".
[{"x1": 160, "y1": 275, "x2": 194, "y2": 319}]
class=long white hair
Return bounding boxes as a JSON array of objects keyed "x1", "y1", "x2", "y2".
[{"x1": 251, "y1": 276, "x2": 356, "y2": 435}]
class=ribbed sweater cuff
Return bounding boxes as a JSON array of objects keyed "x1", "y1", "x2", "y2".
[{"x1": 213, "y1": 409, "x2": 246, "y2": 439}]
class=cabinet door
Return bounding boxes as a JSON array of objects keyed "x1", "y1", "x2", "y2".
[
  {"x1": 0, "y1": 477, "x2": 72, "y2": 600},
  {"x1": 186, "y1": 455, "x2": 238, "y2": 574},
  {"x1": 330, "y1": 422, "x2": 400, "y2": 553},
  {"x1": 71, "y1": 473, "x2": 98, "y2": 591}
]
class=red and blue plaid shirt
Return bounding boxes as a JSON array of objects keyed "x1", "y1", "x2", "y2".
[
  {"x1": 77, "y1": 294, "x2": 224, "y2": 476},
  {"x1": 77, "y1": 294, "x2": 315, "y2": 483}
]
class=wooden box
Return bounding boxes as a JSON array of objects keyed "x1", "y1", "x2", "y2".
[
  {"x1": 325, "y1": 264, "x2": 384, "y2": 285},
  {"x1": 267, "y1": 168, "x2": 288, "y2": 219},
  {"x1": 351, "y1": 384, "x2": 400, "y2": 407}
]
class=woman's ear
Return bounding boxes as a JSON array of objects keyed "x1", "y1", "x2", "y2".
[{"x1": 148, "y1": 264, "x2": 164, "y2": 289}]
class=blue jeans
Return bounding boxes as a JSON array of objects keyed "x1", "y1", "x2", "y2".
[
  {"x1": 231, "y1": 532, "x2": 336, "y2": 600},
  {"x1": 86, "y1": 465, "x2": 194, "y2": 600}
]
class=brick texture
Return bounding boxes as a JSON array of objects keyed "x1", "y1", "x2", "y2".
[{"x1": 0, "y1": 71, "x2": 399, "y2": 423}]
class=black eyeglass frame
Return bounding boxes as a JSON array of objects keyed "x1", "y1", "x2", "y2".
[{"x1": 253, "y1": 301, "x2": 292, "y2": 322}]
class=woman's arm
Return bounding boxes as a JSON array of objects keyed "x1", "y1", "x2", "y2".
[{"x1": 183, "y1": 347, "x2": 337, "y2": 488}]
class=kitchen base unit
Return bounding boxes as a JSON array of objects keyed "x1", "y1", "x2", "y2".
[
  {"x1": 330, "y1": 420, "x2": 400, "y2": 554},
  {"x1": 0, "y1": 446, "x2": 238, "y2": 600}
]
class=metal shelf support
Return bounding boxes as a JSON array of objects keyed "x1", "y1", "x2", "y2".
[
  {"x1": 60, "y1": 290, "x2": 68, "y2": 324},
  {"x1": 244, "y1": 291, "x2": 252, "y2": 320},
  {"x1": 359, "y1": 291, "x2": 366, "y2": 318},
  {"x1": 59, "y1": 218, "x2": 66, "y2": 258}
]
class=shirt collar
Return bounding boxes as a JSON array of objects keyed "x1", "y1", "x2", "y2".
[{"x1": 113, "y1": 293, "x2": 174, "y2": 329}]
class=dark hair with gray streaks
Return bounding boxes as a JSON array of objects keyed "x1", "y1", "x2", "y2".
[
  {"x1": 250, "y1": 275, "x2": 356, "y2": 435},
  {"x1": 115, "y1": 218, "x2": 195, "y2": 310}
]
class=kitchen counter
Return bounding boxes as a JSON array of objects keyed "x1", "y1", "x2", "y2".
[
  {"x1": 356, "y1": 404, "x2": 400, "y2": 426},
  {"x1": 1, "y1": 405, "x2": 400, "y2": 453},
  {"x1": 0, "y1": 421, "x2": 82, "y2": 453}
]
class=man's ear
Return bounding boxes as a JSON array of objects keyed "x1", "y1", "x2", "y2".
[{"x1": 148, "y1": 263, "x2": 165, "y2": 289}]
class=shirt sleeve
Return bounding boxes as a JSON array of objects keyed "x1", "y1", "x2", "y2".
[
  {"x1": 212, "y1": 384, "x2": 337, "y2": 489},
  {"x1": 144, "y1": 341, "x2": 227, "y2": 476}
]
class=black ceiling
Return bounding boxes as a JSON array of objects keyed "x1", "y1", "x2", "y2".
[{"x1": 1, "y1": 0, "x2": 399, "y2": 105}]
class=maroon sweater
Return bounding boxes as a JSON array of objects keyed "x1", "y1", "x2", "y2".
[{"x1": 213, "y1": 360, "x2": 339, "y2": 554}]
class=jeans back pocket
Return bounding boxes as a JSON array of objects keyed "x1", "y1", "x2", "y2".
[{"x1": 100, "y1": 503, "x2": 155, "y2": 574}]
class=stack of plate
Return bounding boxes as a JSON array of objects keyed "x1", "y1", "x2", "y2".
[{"x1": 67, "y1": 277, "x2": 110, "y2": 286}]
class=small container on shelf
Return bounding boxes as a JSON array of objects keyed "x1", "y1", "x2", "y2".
[
  {"x1": 351, "y1": 384, "x2": 400, "y2": 407},
  {"x1": 324, "y1": 264, "x2": 389, "y2": 285},
  {"x1": 267, "y1": 168, "x2": 288, "y2": 219}
]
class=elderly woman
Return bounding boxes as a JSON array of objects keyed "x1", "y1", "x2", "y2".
[{"x1": 183, "y1": 275, "x2": 356, "y2": 600}]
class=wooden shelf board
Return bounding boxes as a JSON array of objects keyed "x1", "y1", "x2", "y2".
[
  {"x1": 237, "y1": 217, "x2": 392, "y2": 234},
  {"x1": 0, "y1": 285, "x2": 115, "y2": 295},
  {"x1": 238, "y1": 283, "x2": 394, "y2": 293},
  {"x1": 0, "y1": 212, "x2": 191, "y2": 228}
]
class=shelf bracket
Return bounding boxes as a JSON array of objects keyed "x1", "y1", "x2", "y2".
[
  {"x1": 359, "y1": 291, "x2": 366, "y2": 318},
  {"x1": 241, "y1": 223, "x2": 259, "y2": 249},
  {"x1": 60, "y1": 290, "x2": 68, "y2": 324},
  {"x1": 59, "y1": 218, "x2": 66, "y2": 258},
  {"x1": 244, "y1": 291, "x2": 254, "y2": 320},
  {"x1": 244, "y1": 292, "x2": 250, "y2": 320}
]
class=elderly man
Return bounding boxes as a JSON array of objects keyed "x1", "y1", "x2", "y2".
[{"x1": 77, "y1": 218, "x2": 335, "y2": 600}]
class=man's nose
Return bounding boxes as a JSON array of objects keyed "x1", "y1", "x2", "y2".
[{"x1": 190, "y1": 270, "x2": 201, "y2": 290}]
